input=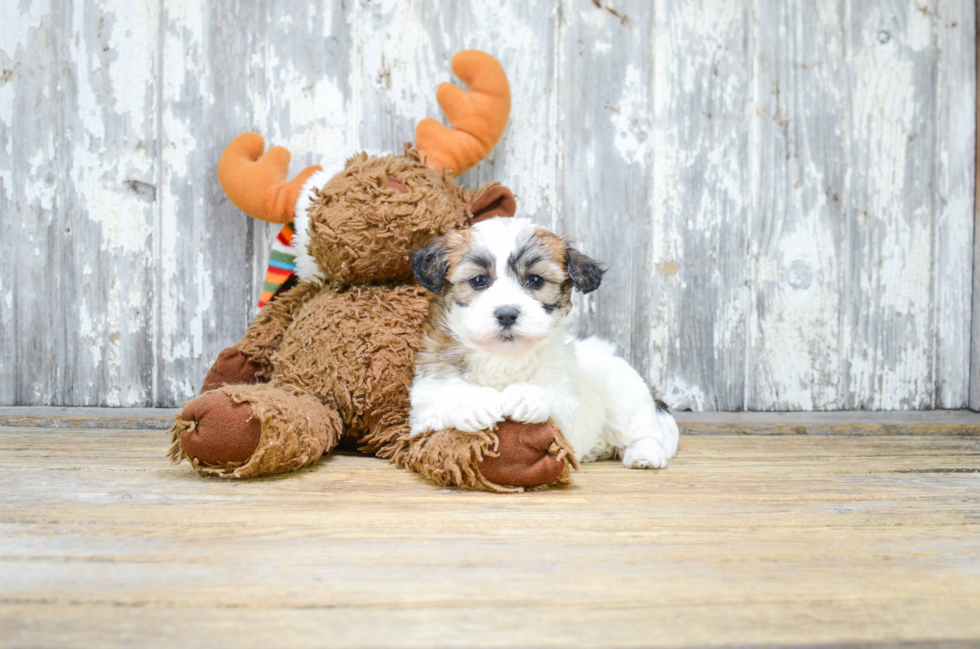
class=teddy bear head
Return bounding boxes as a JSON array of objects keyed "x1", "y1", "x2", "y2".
[{"x1": 298, "y1": 148, "x2": 515, "y2": 284}]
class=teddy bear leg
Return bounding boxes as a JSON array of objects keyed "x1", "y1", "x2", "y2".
[
  {"x1": 168, "y1": 383, "x2": 343, "y2": 479},
  {"x1": 385, "y1": 420, "x2": 577, "y2": 493},
  {"x1": 200, "y1": 347, "x2": 265, "y2": 393}
]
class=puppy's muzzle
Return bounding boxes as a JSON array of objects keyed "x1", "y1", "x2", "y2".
[{"x1": 494, "y1": 306, "x2": 520, "y2": 329}]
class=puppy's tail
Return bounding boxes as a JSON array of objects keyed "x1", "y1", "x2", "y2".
[{"x1": 650, "y1": 391, "x2": 671, "y2": 414}]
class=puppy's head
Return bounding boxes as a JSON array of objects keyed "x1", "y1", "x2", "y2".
[{"x1": 412, "y1": 218, "x2": 604, "y2": 354}]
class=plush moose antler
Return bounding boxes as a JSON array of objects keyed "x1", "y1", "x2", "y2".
[
  {"x1": 214, "y1": 51, "x2": 514, "y2": 308},
  {"x1": 415, "y1": 50, "x2": 511, "y2": 176},
  {"x1": 217, "y1": 133, "x2": 322, "y2": 224},
  {"x1": 216, "y1": 50, "x2": 510, "y2": 224}
]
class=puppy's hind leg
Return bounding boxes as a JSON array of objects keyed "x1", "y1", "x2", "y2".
[
  {"x1": 577, "y1": 338, "x2": 678, "y2": 469},
  {"x1": 619, "y1": 399, "x2": 679, "y2": 469}
]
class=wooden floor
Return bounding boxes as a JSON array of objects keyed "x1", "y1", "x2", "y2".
[{"x1": 2, "y1": 409, "x2": 979, "y2": 648}]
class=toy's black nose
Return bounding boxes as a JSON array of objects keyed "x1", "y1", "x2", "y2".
[{"x1": 495, "y1": 306, "x2": 520, "y2": 328}]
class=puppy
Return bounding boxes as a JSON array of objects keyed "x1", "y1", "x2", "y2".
[{"x1": 408, "y1": 217, "x2": 679, "y2": 469}]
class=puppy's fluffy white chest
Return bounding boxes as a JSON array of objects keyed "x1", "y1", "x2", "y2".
[{"x1": 460, "y1": 327, "x2": 576, "y2": 389}]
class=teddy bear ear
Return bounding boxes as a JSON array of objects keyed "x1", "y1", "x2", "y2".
[{"x1": 468, "y1": 184, "x2": 516, "y2": 224}]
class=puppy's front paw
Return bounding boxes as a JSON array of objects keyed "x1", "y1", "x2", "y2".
[
  {"x1": 450, "y1": 390, "x2": 505, "y2": 432},
  {"x1": 500, "y1": 383, "x2": 551, "y2": 424},
  {"x1": 622, "y1": 437, "x2": 671, "y2": 470}
]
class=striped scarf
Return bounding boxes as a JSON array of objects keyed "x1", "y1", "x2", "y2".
[{"x1": 258, "y1": 223, "x2": 298, "y2": 308}]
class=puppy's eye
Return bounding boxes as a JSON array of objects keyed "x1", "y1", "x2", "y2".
[
  {"x1": 469, "y1": 275, "x2": 489, "y2": 289},
  {"x1": 524, "y1": 275, "x2": 544, "y2": 289}
]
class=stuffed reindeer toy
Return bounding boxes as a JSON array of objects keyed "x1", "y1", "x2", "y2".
[{"x1": 168, "y1": 51, "x2": 576, "y2": 492}]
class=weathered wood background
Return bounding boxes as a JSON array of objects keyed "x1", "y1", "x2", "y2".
[{"x1": 0, "y1": 0, "x2": 976, "y2": 410}]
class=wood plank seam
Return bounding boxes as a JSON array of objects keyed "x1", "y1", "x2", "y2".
[{"x1": 972, "y1": 0, "x2": 980, "y2": 410}]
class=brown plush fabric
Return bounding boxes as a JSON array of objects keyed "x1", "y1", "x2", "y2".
[
  {"x1": 391, "y1": 427, "x2": 518, "y2": 493},
  {"x1": 235, "y1": 280, "x2": 323, "y2": 379},
  {"x1": 478, "y1": 421, "x2": 573, "y2": 488},
  {"x1": 170, "y1": 145, "x2": 572, "y2": 491},
  {"x1": 388, "y1": 420, "x2": 576, "y2": 493},
  {"x1": 170, "y1": 383, "x2": 343, "y2": 479},
  {"x1": 200, "y1": 347, "x2": 264, "y2": 393},
  {"x1": 467, "y1": 184, "x2": 517, "y2": 223},
  {"x1": 176, "y1": 390, "x2": 261, "y2": 464},
  {"x1": 306, "y1": 148, "x2": 468, "y2": 284},
  {"x1": 271, "y1": 281, "x2": 432, "y2": 453}
]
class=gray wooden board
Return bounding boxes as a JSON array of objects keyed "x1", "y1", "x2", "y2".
[
  {"x1": 3, "y1": 406, "x2": 980, "y2": 437},
  {"x1": 971, "y1": 1, "x2": 980, "y2": 411},
  {"x1": 0, "y1": 0, "x2": 976, "y2": 410}
]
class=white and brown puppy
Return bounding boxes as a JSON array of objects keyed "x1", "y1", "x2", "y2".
[{"x1": 408, "y1": 217, "x2": 679, "y2": 469}]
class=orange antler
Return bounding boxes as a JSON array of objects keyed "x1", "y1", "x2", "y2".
[
  {"x1": 216, "y1": 133, "x2": 322, "y2": 224},
  {"x1": 415, "y1": 50, "x2": 511, "y2": 177}
]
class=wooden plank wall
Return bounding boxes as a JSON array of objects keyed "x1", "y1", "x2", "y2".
[
  {"x1": 971, "y1": 0, "x2": 980, "y2": 411},
  {"x1": 0, "y1": 0, "x2": 975, "y2": 410}
]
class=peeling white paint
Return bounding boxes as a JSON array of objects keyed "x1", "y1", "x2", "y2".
[
  {"x1": 78, "y1": 181, "x2": 153, "y2": 253},
  {"x1": 4, "y1": 0, "x2": 47, "y2": 56},
  {"x1": 78, "y1": 301, "x2": 100, "y2": 370},
  {"x1": 162, "y1": 107, "x2": 195, "y2": 179},
  {"x1": 905, "y1": 3, "x2": 934, "y2": 52},
  {"x1": 102, "y1": 0, "x2": 157, "y2": 130},
  {"x1": 661, "y1": 380, "x2": 707, "y2": 412},
  {"x1": 610, "y1": 64, "x2": 650, "y2": 165},
  {"x1": 271, "y1": 64, "x2": 351, "y2": 176},
  {"x1": 0, "y1": 0, "x2": 974, "y2": 410},
  {"x1": 189, "y1": 252, "x2": 214, "y2": 358},
  {"x1": 842, "y1": 1, "x2": 941, "y2": 409}
]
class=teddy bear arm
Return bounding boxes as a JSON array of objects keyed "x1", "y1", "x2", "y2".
[
  {"x1": 385, "y1": 421, "x2": 573, "y2": 493},
  {"x1": 234, "y1": 280, "x2": 323, "y2": 379}
]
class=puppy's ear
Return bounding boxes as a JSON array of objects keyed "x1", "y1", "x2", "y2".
[
  {"x1": 566, "y1": 247, "x2": 605, "y2": 294},
  {"x1": 412, "y1": 239, "x2": 450, "y2": 292},
  {"x1": 467, "y1": 183, "x2": 516, "y2": 224}
]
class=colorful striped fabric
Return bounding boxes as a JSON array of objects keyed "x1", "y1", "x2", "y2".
[{"x1": 258, "y1": 222, "x2": 298, "y2": 308}]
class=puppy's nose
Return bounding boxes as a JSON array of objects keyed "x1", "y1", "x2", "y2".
[{"x1": 495, "y1": 306, "x2": 520, "y2": 328}]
